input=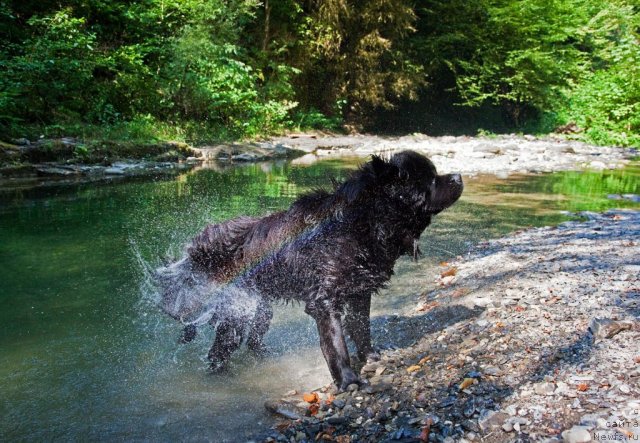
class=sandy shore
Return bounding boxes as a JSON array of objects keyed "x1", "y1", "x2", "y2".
[{"x1": 259, "y1": 210, "x2": 640, "y2": 442}]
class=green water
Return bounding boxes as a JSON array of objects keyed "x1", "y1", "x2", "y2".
[{"x1": 0, "y1": 159, "x2": 638, "y2": 441}]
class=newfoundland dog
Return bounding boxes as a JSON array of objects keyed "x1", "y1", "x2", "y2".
[{"x1": 156, "y1": 150, "x2": 463, "y2": 390}]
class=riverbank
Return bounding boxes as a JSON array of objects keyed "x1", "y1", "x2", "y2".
[
  {"x1": 259, "y1": 210, "x2": 640, "y2": 442},
  {"x1": 1, "y1": 133, "x2": 637, "y2": 184},
  {"x1": 276, "y1": 133, "x2": 637, "y2": 176}
]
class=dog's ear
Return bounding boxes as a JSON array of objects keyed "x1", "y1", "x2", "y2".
[
  {"x1": 337, "y1": 155, "x2": 399, "y2": 203},
  {"x1": 370, "y1": 155, "x2": 400, "y2": 181}
]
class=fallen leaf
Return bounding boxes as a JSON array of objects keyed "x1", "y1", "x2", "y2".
[
  {"x1": 419, "y1": 356, "x2": 430, "y2": 365},
  {"x1": 459, "y1": 378, "x2": 475, "y2": 390},
  {"x1": 439, "y1": 261, "x2": 449, "y2": 267},
  {"x1": 634, "y1": 356, "x2": 640, "y2": 364},
  {"x1": 303, "y1": 392, "x2": 319, "y2": 403},
  {"x1": 441, "y1": 267, "x2": 457, "y2": 278},
  {"x1": 308, "y1": 403, "x2": 320, "y2": 416},
  {"x1": 451, "y1": 287, "x2": 469, "y2": 297},
  {"x1": 495, "y1": 321, "x2": 505, "y2": 328},
  {"x1": 407, "y1": 365, "x2": 421, "y2": 373},
  {"x1": 577, "y1": 383, "x2": 589, "y2": 392},
  {"x1": 416, "y1": 301, "x2": 440, "y2": 312},
  {"x1": 514, "y1": 305, "x2": 526, "y2": 312},
  {"x1": 420, "y1": 424, "x2": 431, "y2": 442}
]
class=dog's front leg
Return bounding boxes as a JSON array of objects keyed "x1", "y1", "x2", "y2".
[
  {"x1": 308, "y1": 307, "x2": 361, "y2": 391},
  {"x1": 345, "y1": 294, "x2": 377, "y2": 362}
]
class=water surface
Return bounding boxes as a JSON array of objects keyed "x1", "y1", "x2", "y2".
[{"x1": 1, "y1": 159, "x2": 638, "y2": 441}]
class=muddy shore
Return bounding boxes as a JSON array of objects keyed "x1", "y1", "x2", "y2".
[{"x1": 258, "y1": 210, "x2": 640, "y2": 443}]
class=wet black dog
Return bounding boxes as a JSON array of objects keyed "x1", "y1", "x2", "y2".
[{"x1": 156, "y1": 151, "x2": 463, "y2": 390}]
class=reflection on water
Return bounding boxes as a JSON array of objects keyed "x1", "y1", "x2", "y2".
[{"x1": 0, "y1": 159, "x2": 638, "y2": 441}]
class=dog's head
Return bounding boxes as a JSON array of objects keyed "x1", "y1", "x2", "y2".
[{"x1": 338, "y1": 150, "x2": 463, "y2": 217}]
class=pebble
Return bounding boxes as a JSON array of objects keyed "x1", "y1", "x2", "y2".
[{"x1": 562, "y1": 425, "x2": 592, "y2": 442}]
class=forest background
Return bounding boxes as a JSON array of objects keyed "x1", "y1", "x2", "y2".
[{"x1": 1, "y1": 0, "x2": 638, "y2": 147}]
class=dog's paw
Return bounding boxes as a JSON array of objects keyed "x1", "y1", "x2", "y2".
[
  {"x1": 208, "y1": 360, "x2": 229, "y2": 374},
  {"x1": 366, "y1": 350, "x2": 381, "y2": 362},
  {"x1": 178, "y1": 324, "x2": 197, "y2": 344},
  {"x1": 249, "y1": 343, "x2": 270, "y2": 359},
  {"x1": 338, "y1": 373, "x2": 364, "y2": 392}
]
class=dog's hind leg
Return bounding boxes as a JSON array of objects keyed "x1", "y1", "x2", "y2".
[
  {"x1": 247, "y1": 299, "x2": 272, "y2": 357},
  {"x1": 345, "y1": 294, "x2": 377, "y2": 362},
  {"x1": 207, "y1": 320, "x2": 243, "y2": 373},
  {"x1": 178, "y1": 324, "x2": 197, "y2": 344},
  {"x1": 306, "y1": 304, "x2": 361, "y2": 391}
]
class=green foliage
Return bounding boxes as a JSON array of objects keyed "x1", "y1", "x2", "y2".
[
  {"x1": 1, "y1": 10, "x2": 98, "y2": 123},
  {"x1": 0, "y1": 0, "x2": 638, "y2": 145},
  {"x1": 559, "y1": 2, "x2": 640, "y2": 146}
]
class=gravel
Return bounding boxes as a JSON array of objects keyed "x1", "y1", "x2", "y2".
[
  {"x1": 258, "y1": 210, "x2": 640, "y2": 442},
  {"x1": 270, "y1": 133, "x2": 637, "y2": 175}
]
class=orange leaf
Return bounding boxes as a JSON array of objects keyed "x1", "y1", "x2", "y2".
[
  {"x1": 577, "y1": 383, "x2": 588, "y2": 392},
  {"x1": 303, "y1": 392, "x2": 319, "y2": 403},
  {"x1": 308, "y1": 403, "x2": 320, "y2": 416},
  {"x1": 407, "y1": 365, "x2": 421, "y2": 373},
  {"x1": 441, "y1": 267, "x2": 457, "y2": 278},
  {"x1": 419, "y1": 356, "x2": 430, "y2": 365},
  {"x1": 459, "y1": 378, "x2": 475, "y2": 390},
  {"x1": 420, "y1": 424, "x2": 431, "y2": 442},
  {"x1": 416, "y1": 301, "x2": 440, "y2": 312}
]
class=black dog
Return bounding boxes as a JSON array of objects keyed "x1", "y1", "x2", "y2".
[{"x1": 156, "y1": 151, "x2": 463, "y2": 390}]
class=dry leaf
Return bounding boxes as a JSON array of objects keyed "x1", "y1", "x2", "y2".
[
  {"x1": 303, "y1": 392, "x2": 319, "y2": 403},
  {"x1": 634, "y1": 356, "x2": 640, "y2": 364},
  {"x1": 514, "y1": 305, "x2": 526, "y2": 312},
  {"x1": 407, "y1": 365, "x2": 421, "y2": 373},
  {"x1": 459, "y1": 378, "x2": 475, "y2": 390},
  {"x1": 416, "y1": 301, "x2": 440, "y2": 312},
  {"x1": 577, "y1": 383, "x2": 589, "y2": 392},
  {"x1": 451, "y1": 287, "x2": 469, "y2": 297},
  {"x1": 419, "y1": 356, "x2": 430, "y2": 365},
  {"x1": 420, "y1": 424, "x2": 431, "y2": 442},
  {"x1": 441, "y1": 267, "x2": 457, "y2": 278}
]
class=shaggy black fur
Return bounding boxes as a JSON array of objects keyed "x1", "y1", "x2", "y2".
[{"x1": 156, "y1": 151, "x2": 463, "y2": 390}]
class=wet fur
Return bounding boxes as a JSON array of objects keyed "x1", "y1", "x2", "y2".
[{"x1": 156, "y1": 151, "x2": 463, "y2": 390}]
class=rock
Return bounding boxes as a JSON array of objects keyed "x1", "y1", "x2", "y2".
[
  {"x1": 478, "y1": 411, "x2": 509, "y2": 432},
  {"x1": 534, "y1": 382, "x2": 556, "y2": 396},
  {"x1": 347, "y1": 384, "x2": 359, "y2": 392},
  {"x1": 264, "y1": 400, "x2": 304, "y2": 420},
  {"x1": 12, "y1": 138, "x2": 30, "y2": 146},
  {"x1": 326, "y1": 414, "x2": 347, "y2": 425},
  {"x1": 588, "y1": 318, "x2": 634, "y2": 339},
  {"x1": 502, "y1": 422, "x2": 514, "y2": 432},
  {"x1": 561, "y1": 426, "x2": 592, "y2": 443},
  {"x1": 332, "y1": 399, "x2": 346, "y2": 409}
]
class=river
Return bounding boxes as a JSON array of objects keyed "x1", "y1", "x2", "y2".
[{"x1": 0, "y1": 157, "x2": 638, "y2": 441}]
